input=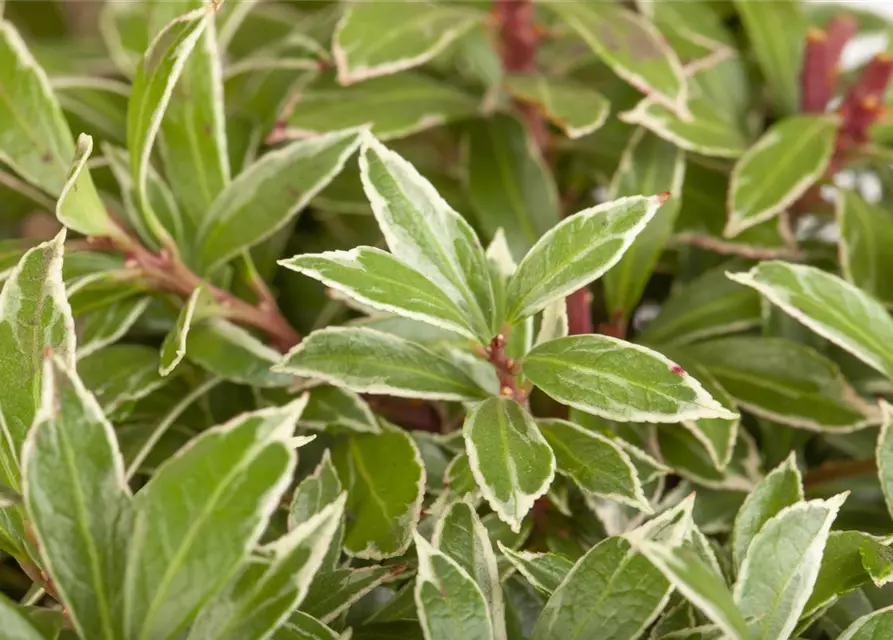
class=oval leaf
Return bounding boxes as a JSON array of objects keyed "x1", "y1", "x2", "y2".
[
  {"x1": 837, "y1": 188, "x2": 893, "y2": 305},
  {"x1": 505, "y1": 74, "x2": 610, "y2": 139}
]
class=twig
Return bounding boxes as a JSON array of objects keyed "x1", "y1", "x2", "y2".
[
  {"x1": 803, "y1": 457, "x2": 876, "y2": 488},
  {"x1": 90, "y1": 227, "x2": 300, "y2": 352},
  {"x1": 484, "y1": 333, "x2": 527, "y2": 403}
]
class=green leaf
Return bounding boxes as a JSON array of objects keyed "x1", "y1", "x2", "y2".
[
  {"x1": 124, "y1": 400, "x2": 303, "y2": 640},
  {"x1": 199, "y1": 128, "x2": 363, "y2": 271},
  {"x1": 728, "y1": 261, "x2": 893, "y2": 381},
  {"x1": 603, "y1": 129, "x2": 686, "y2": 321},
  {"x1": 497, "y1": 543, "x2": 572, "y2": 595},
  {"x1": 274, "y1": 612, "x2": 338, "y2": 640},
  {"x1": 534, "y1": 297, "x2": 568, "y2": 347},
  {"x1": 77, "y1": 296, "x2": 152, "y2": 359},
  {"x1": 537, "y1": 418, "x2": 648, "y2": 511},
  {"x1": 55, "y1": 133, "x2": 119, "y2": 238},
  {"x1": 877, "y1": 401, "x2": 893, "y2": 521},
  {"x1": 187, "y1": 319, "x2": 295, "y2": 388},
  {"x1": 22, "y1": 356, "x2": 129, "y2": 640},
  {"x1": 639, "y1": 265, "x2": 762, "y2": 347},
  {"x1": 505, "y1": 194, "x2": 665, "y2": 323},
  {"x1": 151, "y1": 0, "x2": 231, "y2": 230},
  {"x1": 505, "y1": 74, "x2": 610, "y2": 139},
  {"x1": 127, "y1": 6, "x2": 209, "y2": 245},
  {"x1": 78, "y1": 345, "x2": 171, "y2": 416},
  {"x1": 290, "y1": 450, "x2": 343, "y2": 530},
  {"x1": 284, "y1": 72, "x2": 477, "y2": 142},
  {"x1": 332, "y1": 1, "x2": 479, "y2": 84},
  {"x1": 837, "y1": 188, "x2": 893, "y2": 305},
  {"x1": 725, "y1": 115, "x2": 837, "y2": 237},
  {"x1": 55, "y1": 76, "x2": 129, "y2": 145},
  {"x1": 433, "y1": 500, "x2": 506, "y2": 640},
  {"x1": 0, "y1": 20, "x2": 74, "y2": 196},
  {"x1": 732, "y1": 0, "x2": 805, "y2": 115},
  {"x1": 532, "y1": 499, "x2": 693, "y2": 640},
  {"x1": 332, "y1": 429, "x2": 425, "y2": 559},
  {"x1": 686, "y1": 336, "x2": 875, "y2": 431},
  {"x1": 0, "y1": 232, "x2": 74, "y2": 497},
  {"x1": 463, "y1": 397, "x2": 555, "y2": 533},
  {"x1": 188, "y1": 495, "x2": 346, "y2": 640},
  {"x1": 632, "y1": 541, "x2": 749, "y2": 640},
  {"x1": 839, "y1": 605, "x2": 893, "y2": 640},
  {"x1": 301, "y1": 565, "x2": 402, "y2": 624},
  {"x1": 277, "y1": 327, "x2": 487, "y2": 402},
  {"x1": 299, "y1": 387, "x2": 380, "y2": 435},
  {"x1": 159, "y1": 285, "x2": 214, "y2": 376},
  {"x1": 0, "y1": 593, "x2": 44, "y2": 640},
  {"x1": 547, "y1": 1, "x2": 687, "y2": 116},
  {"x1": 464, "y1": 114, "x2": 561, "y2": 261},
  {"x1": 621, "y1": 96, "x2": 749, "y2": 159},
  {"x1": 804, "y1": 530, "x2": 881, "y2": 617},
  {"x1": 860, "y1": 536, "x2": 893, "y2": 587},
  {"x1": 523, "y1": 335, "x2": 736, "y2": 423},
  {"x1": 414, "y1": 532, "x2": 494, "y2": 640},
  {"x1": 733, "y1": 495, "x2": 846, "y2": 640},
  {"x1": 732, "y1": 452, "x2": 803, "y2": 570},
  {"x1": 360, "y1": 134, "x2": 496, "y2": 339},
  {"x1": 280, "y1": 247, "x2": 480, "y2": 340}
]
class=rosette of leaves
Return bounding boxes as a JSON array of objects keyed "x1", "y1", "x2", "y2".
[{"x1": 3, "y1": 0, "x2": 893, "y2": 638}]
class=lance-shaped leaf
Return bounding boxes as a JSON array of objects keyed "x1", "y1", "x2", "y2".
[
  {"x1": 603, "y1": 129, "x2": 686, "y2": 322},
  {"x1": 837, "y1": 188, "x2": 893, "y2": 305},
  {"x1": 621, "y1": 96, "x2": 749, "y2": 159},
  {"x1": 839, "y1": 605, "x2": 893, "y2": 640},
  {"x1": 299, "y1": 387, "x2": 380, "y2": 435},
  {"x1": 0, "y1": 20, "x2": 75, "y2": 196},
  {"x1": 505, "y1": 194, "x2": 666, "y2": 323},
  {"x1": 877, "y1": 401, "x2": 893, "y2": 521},
  {"x1": 534, "y1": 297, "x2": 568, "y2": 347},
  {"x1": 632, "y1": 541, "x2": 749, "y2": 640},
  {"x1": 414, "y1": 532, "x2": 494, "y2": 640},
  {"x1": 280, "y1": 247, "x2": 480, "y2": 340},
  {"x1": 56, "y1": 133, "x2": 119, "y2": 238},
  {"x1": 333, "y1": 1, "x2": 479, "y2": 84},
  {"x1": 803, "y1": 530, "x2": 882, "y2": 617},
  {"x1": 187, "y1": 319, "x2": 294, "y2": 388},
  {"x1": 463, "y1": 397, "x2": 555, "y2": 533},
  {"x1": 505, "y1": 75, "x2": 610, "y2": 139},
  {"x1": 149, "y1": 0, "x2": 231, "y2": 229},
  {"x1": 733, "y1": 0, "x2": 805, "y2": 116},
  {"x1": 77, "y1": 296, "x2": 152, "y2": 359},
  {"x1": 639, "y1": 266, "x2": 762, "y2": 347},
  {"x1": 0, "y1": 232, "x2": 74, "y2": 496},
  {"x1": 862, "y1": 538, "x2": 893, "y2": 587},
  {"x1": 434, "y1": 500, "x2": 506, "y2": 640},
  {"x1": 532, "y1": 499, "x2": 693, "y2": 640},
  {"x1": 283, "y1": 72, "x2": 478, "y2": 142},
  {"x1": 732, "y1": 452, "x2": 803, "y2": 570},
  {"x1": 199, "y1": 128, "x2": 363, "y2": 271},
  {"x1": 187, "y1": 495, "x2": 346, "y2": 640},
  {"x1": 464, "y1": 114, "x2": 561, "y2": 261},
  {"x1": 123, "y1": 400, "x2": 304, "y2": 640},
  {"x1": 78, "y1": 345, "x2": 171, "y2": 416},
  {"x1": 546, "y1": 1, "x2": 687, "y2": 116},
  {"x1": 725, "y1": 115, "x2": 837, "y2": 237},
  {"x1": 289, "y1": 450, "x2": 343, "y2": 549},
  {"x1": 728, "y1": 261, "x2": 893, "y2": 380},
  {"x1": 523, "y1": 335, "x2": 736, "y2": 423},
  {"x1": 497, "y1": 543, "x2": 572, "y2": 595},
  {"x1": 22, "y1": 356, "x2": 130, "y2": 640},
  {"x1": 301, "y1": 565, "x2": 402, "y2": 623},
  {"x1": 537, "y1": 418, "x2": 649, "y2": 512},
  {"x1": 0, "y1": 593, "x2": 45, "y2": 640},
  {"x1": 686, "y1": 336, "x2": 875, "y2": 431},
  {"x1": 127, "y1": 7, "x2": 209, "y2": 245},
  {"x1": 733, "y1": 495, "x2": 847, "y2": 640},
  {"x1": 360, "y1": 134, "x2": 495, "y2": 338},
  {"x1": 331, "y1": 429, "x2": 425, "y2": 559},
  {"x1": 159, "y1": 285, "x2": 214, "y2": 376},
  {"x1": 277, "y1": 327, "x2": 487, "y2": 402}
]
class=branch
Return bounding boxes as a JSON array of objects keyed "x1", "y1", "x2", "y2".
[
  {"x1": 91, "y1": 227, "x2": 300, "y2": 353},
  {"x1": 484, "y1": 333, "x2": 527, "y2": 404},
  {"x1": 803, "y1": 457, "x2": 876, "y2": 488}
]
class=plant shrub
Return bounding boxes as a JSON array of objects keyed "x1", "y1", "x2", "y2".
[{"x1": 1, "y1": 0, "x2": 893, "y2": 638}]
